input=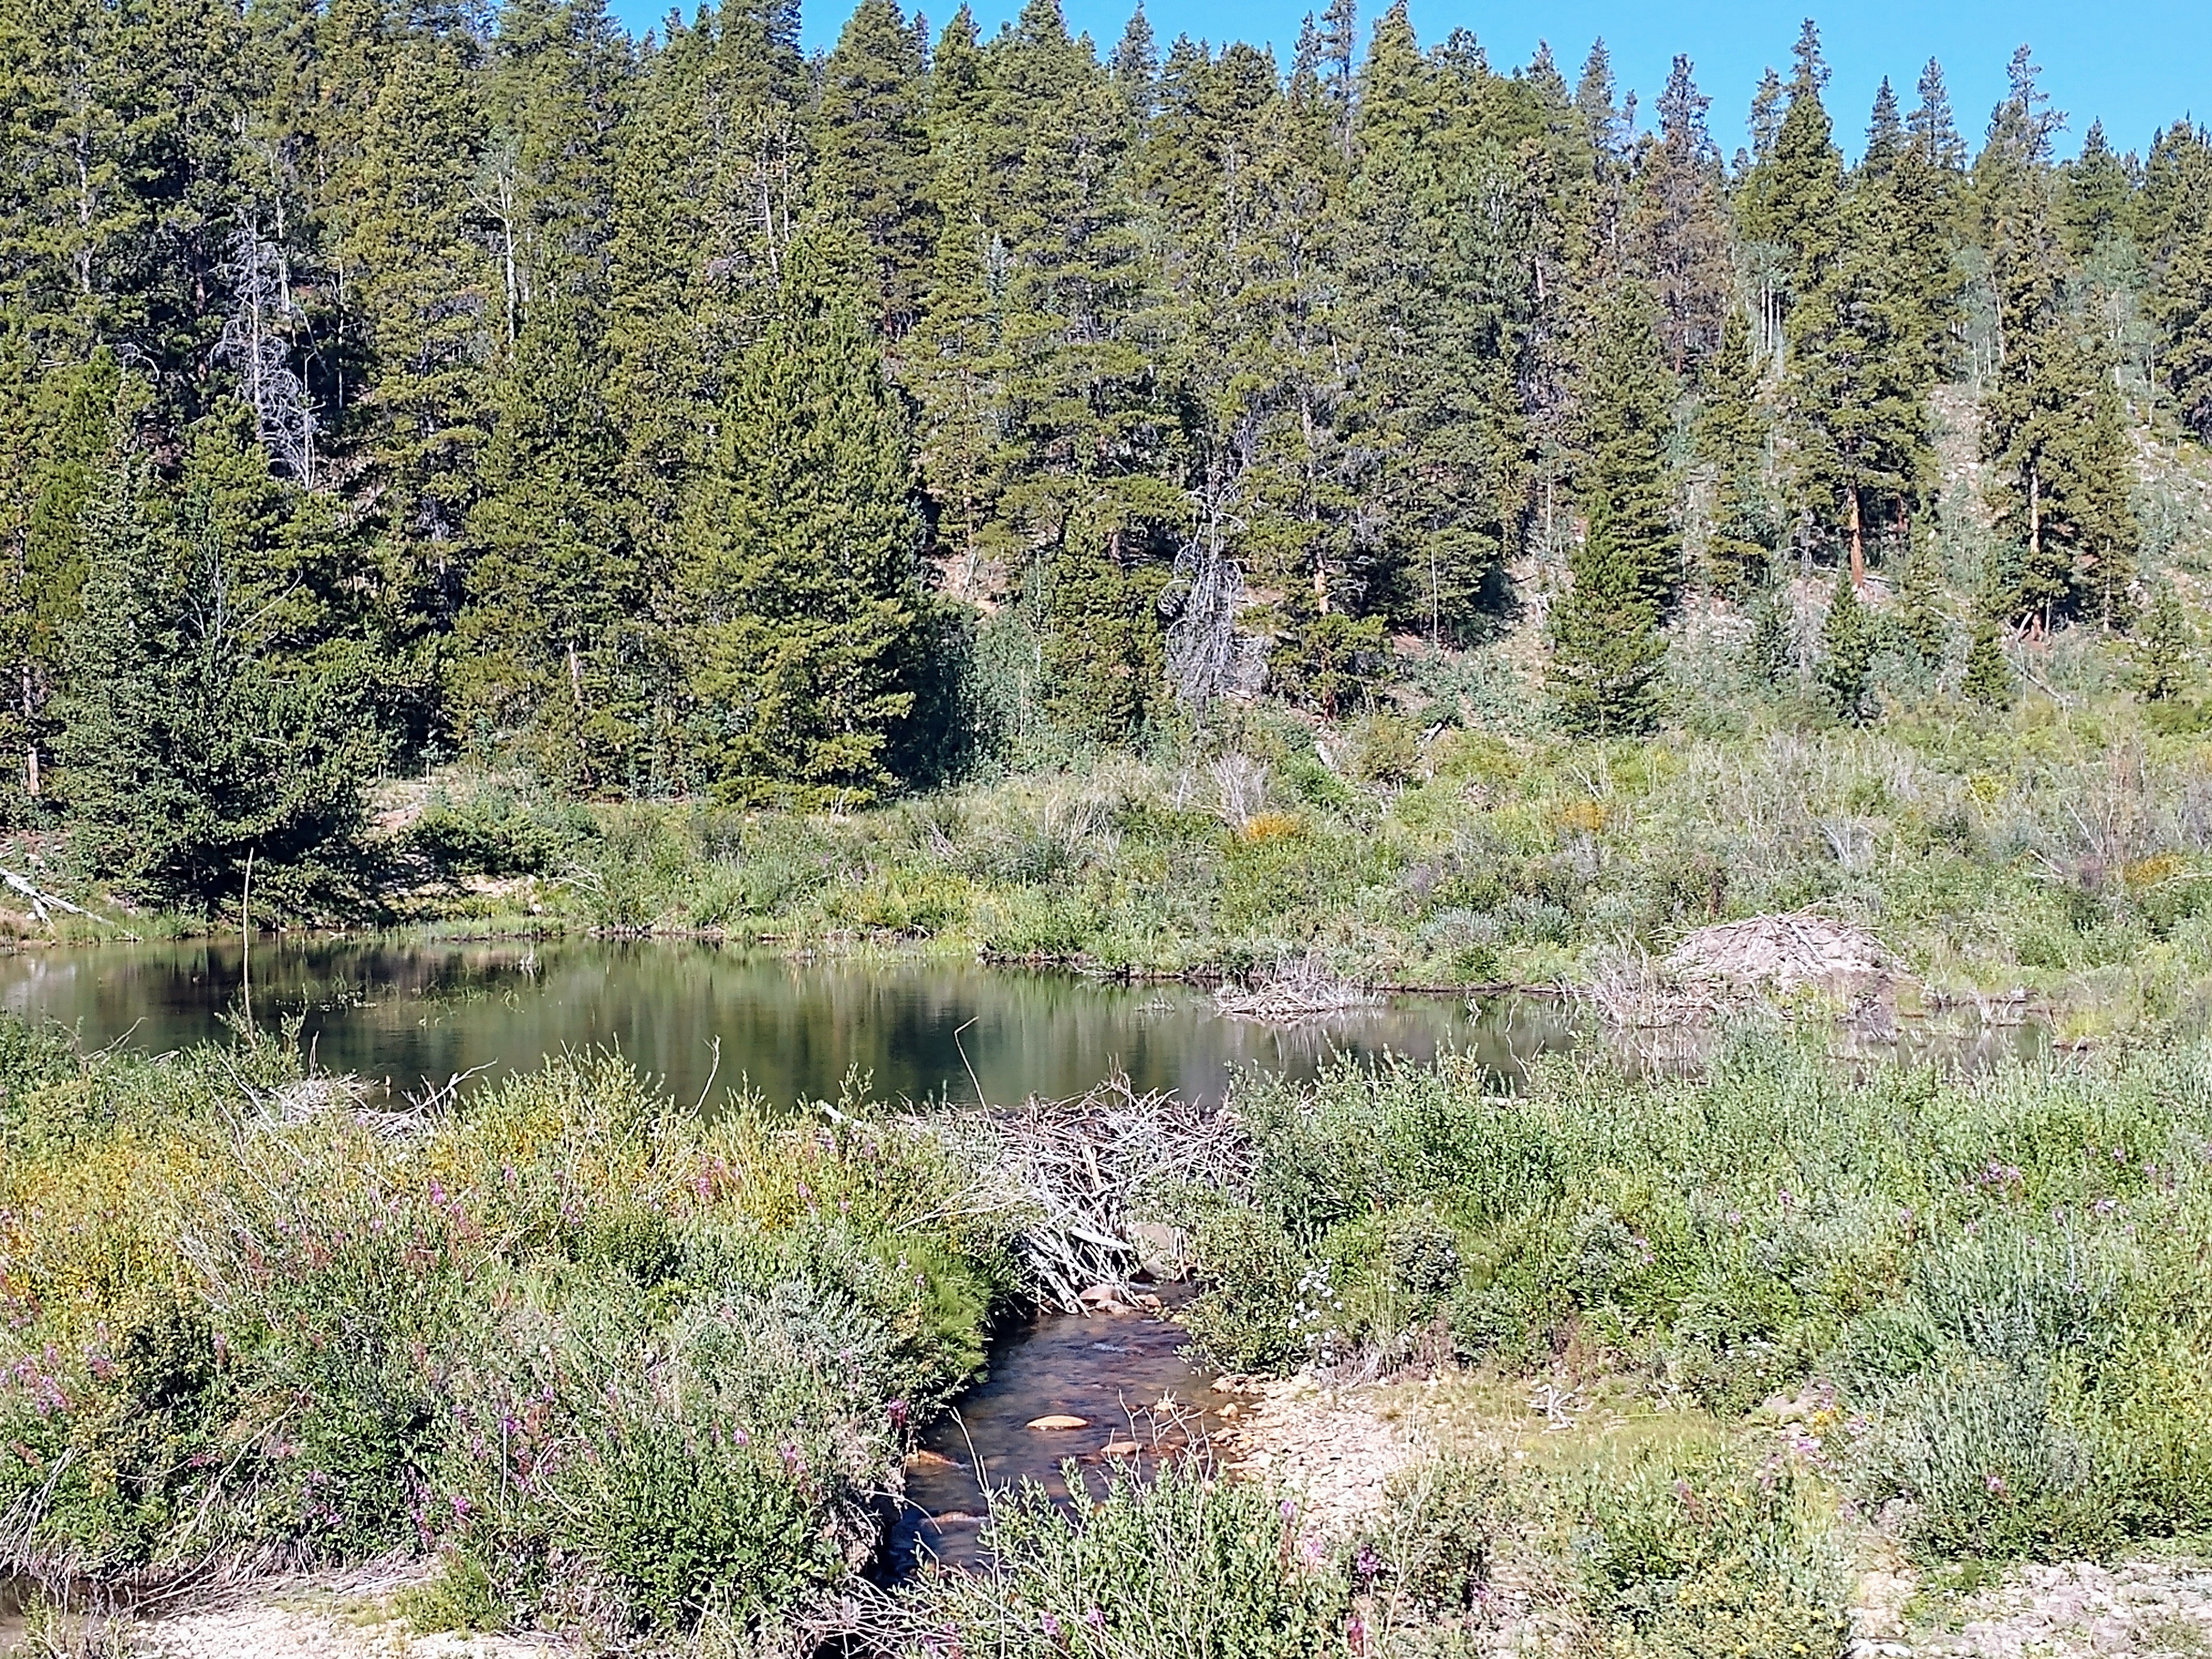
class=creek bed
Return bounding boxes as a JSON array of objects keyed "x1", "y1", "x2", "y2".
[{"x1": 890, "y1": 1303, "x2": 1227, "y2": 1575}]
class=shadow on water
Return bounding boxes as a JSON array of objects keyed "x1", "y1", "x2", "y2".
[{"x1": 888, "y1": 1303, "x2": 1227, "y2": 1577}]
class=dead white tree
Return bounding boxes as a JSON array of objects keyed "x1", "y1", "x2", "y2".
[
  {"x1": 1159, "y1": 473, "x2": 1264, "y2": 712},
  {"x1": 213, "y1": 212, "x2": 316, "y2": 484}
]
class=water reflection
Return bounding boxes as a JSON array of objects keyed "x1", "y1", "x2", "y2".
[{"x1": 0, "y1": 940, "x2": 1546, "y2": 1108}]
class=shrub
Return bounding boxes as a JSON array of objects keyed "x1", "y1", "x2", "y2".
[{"x1": 895, "y1": 1460, "x2": 1348, "y2": 1659}]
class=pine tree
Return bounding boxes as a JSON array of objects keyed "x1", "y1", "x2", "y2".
[
  {"x1": 676, "y1": 273, "x2": 930, "y2": 806},
  {"x1": 1697, "y1": 311, "x2": 1777, "y2": 594},
  {"x1": 1548, "y1": 526, "x2": 1666, "y2": 737},
  {"x1": 53, "y1": 457, "x2": 382, "y2": 911},
  {"x1": 1961, "y1": 618, "x2": 2013, "y2": 708},
  {"x1": 456, "y1": 291, "x2": 641, "y2": 789},
  {"x1": 2135, "y1": 581, "x2": 2193, "y2": 701},
  {"x1": 1549, "y1": 281, "x2": 1676, "y2": 734},
  {"x1": 1817, "y1": 561, "x2": 1874, "y2": 720},
  {"x1": 1789, "y1": 82, "x2": 1937, "y2": 585},
  {"x1": 2142, "y1": 123, "x2": 2212, "y2": 442},
  {"x1": 2059, "y1": 120, "x2": 2137, "y2": 260},
  {"x1": 1636, "y1": 55, "x2": 1733, "y2": 375},
  {"x1": 1895, "y1": 532, "x2": 1949, "y2": 666},
  {"x1": 481, "y1": 0, "x2": 633, "y2": 332},
  {"x1": 1982, "y1": 129, "x2": 2142, "y2": 630},
  {"x1": 1581, "y1": 279, "x2": 1683, "y2": 617},
  {"x1": 343, "y1": 36, "x2": 495, "y2": 589},
  {"x1": 1747, "y1": 582, "x2": 1797, "y2": 688},
  {"x1": 812, "y1": 0, "x2": 935, "y2": 334}
]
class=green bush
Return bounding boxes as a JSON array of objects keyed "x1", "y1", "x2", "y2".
[
  {"x1": 406, "y1": 786, "x2": 594, "y2": 878},
  {"x1": 1568, "y1": 1448, "x2": 1848, "y2": 1659},
  {"x1": 896, "y1": 1460, "x2": 1348, "y2": 1659}
]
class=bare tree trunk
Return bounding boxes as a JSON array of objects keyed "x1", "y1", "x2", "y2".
[{"x1": 1848, "y1": 488, "x2": 1865, "y2": 589}]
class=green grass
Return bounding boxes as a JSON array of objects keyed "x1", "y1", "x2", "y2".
[
  {"x1": 6, "y1": 1007, "x2": 2212, "y2": 1652},
  {"x1": 0, "y1": 1021, "x2": 1019, "y2": 1640},
  {"x1": 327, "y1": 641, "x2": 2212, "y2": 1039}
]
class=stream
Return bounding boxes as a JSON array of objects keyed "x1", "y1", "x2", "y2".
[{"x1": 890, "y1": 1300, "x2": 1228, "y2": 1575}]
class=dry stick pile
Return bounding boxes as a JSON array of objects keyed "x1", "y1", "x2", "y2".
[
  {"x1": 1213, "y1": 950, "x2": 1380, "y2": 1025},
  {"x1": 904, "y1": 1082, "x2": 1249, "y2": 1312},
  {"x1": 1665, "y1": 908, "x2": 1894, "y2": 996}
]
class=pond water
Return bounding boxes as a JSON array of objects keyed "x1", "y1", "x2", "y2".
[{"x1": 0, "y1": 938, "x2": 1559, "y2": 1109}]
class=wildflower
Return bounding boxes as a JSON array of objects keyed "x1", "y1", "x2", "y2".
[
  {"x1": 1985, "y1": 1473, "x2": 2008, "y2": 1496},
  {"x1": 1085, "y1": 1606, "x2": 1105, "y2": 1631},
  {"x1": 888, "y1": 1399, "x2": 910, "y2": 1430},
  {"x1": 1039, "y1": 1611, "x2": 1062, "y2": 1639},
  {"x1": 1355, "y1": 1543, "x2": 1380, "y2": 1583}
]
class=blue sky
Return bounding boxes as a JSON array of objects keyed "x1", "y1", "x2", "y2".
[{"x1": 613, "y1": 0, "x2": 2208, "y2": 159}]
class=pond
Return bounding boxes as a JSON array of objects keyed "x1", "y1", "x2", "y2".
[{"x1": 0, "y1": 938, "x2": 1557, "y2": 1109}]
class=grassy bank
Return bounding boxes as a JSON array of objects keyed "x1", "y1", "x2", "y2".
[
  {"x1": 5, "y1": 1013, "x2": 2211, "y2": 1653},
  {"x1": 350, "y1": 641, "x2": 2212, "y2": 1036},
  {"x1": 17, "y1": 597, "x2": 2212, "y2": 1039},
  {"x1": 0, "y1": 1020, "x2": 1016, "y2": 1640}
]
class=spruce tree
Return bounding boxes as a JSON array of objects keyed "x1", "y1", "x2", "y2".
[
  {"x1": 1747, "y1": 582, "x2": 1797, "y2": 689},
  {"x1": 1961, "y1": 618, "x2": 2013, "y2": 708},
  {"x1": 1789, "y1": 82, "x2": 1937, "y2": 585},
  {"x1": 457, "y1": 291, "x2": 640, "y2": 789},
  {"x1": 1817, "y1": 562, "x2": 1874, "y2": 721},
  {"x1": 53, "y1": 458, "x2": 380, "y2": 911},
  {"x1": 1581, "y1": 279, "x2": 1683, "y2": 617},
  {"x1": 1895, "y1": 532, "x2": 1949, "y2": 666},
  {"x1": 1982, "y1": 172, "x2": 2142, "y2": 630},
  {"x1": 2135, "y1": 582, "x2": 2193, "y2": 701},
  {"x1": 676, "y1": 273, "x2": 930, "y2": 806},
  {"x1": 812, "y1": 0, "x2": 935, "y2": 334},
  {"x1": 1698, "y1": 312, "x2": 1777, "y2": 595},
  {"x1": 2142, "y1": 123, "x2": 2212, "y2": 442},
  {"x1": 1636, "y1": 56, "x2": 1733, "y2": 375},
  {"x1": 1549, "y1": 281, "x2": 1676, "y2": 735}
]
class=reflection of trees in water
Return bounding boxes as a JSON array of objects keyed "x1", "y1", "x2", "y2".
[{"x1": 0, "y1": 943, "x2": 1538, "y2": 1110}]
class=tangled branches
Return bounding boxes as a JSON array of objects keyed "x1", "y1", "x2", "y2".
[{"x1": 902, "y1": 1082, "x2": 1249, "y2": 1312}]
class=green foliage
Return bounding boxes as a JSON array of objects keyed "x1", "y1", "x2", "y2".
[
  {"x1": 52, "y1": 457, "x2": 384, "y2": 915},
  {"x1": 0, "y1": 1027, "x2": 1016, "y2": 1636},
  {"x1": 1962, "y1": 619, "x2": 2015, "y2": 708},
  {"x1": 1569, "y1": 1448, "x2": 1849, "y2": 1659},
  {"x1": 1818, "y1": 565, "x2": 1875, "y2": 721},
  {"x1": 2135, "y1": 582, "x2": 2194, "y2": 701},
  {"x1": 893, "y1": 1460, "x2": 1349, "y2": 1659},
  {"x1": 677, "y1": 270, "x2": 930, "y2": 807}
]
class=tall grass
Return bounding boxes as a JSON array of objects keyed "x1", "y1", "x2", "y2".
[
  {"x1": 0, "y1": 1020, "x2": 1019, "y2": 1639},
  {"x1": 1179, "y1": 1031, "x2": 2212, "y2": 1561},
  {"x1": 377, "y1": 692, "x2": 2212, "y2": 1024}
]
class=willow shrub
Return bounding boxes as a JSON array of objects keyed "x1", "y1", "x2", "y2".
[
  {"x1": 1185, "y1": 1031, "x2": 2212, "y2": 1559},
  {"x1": 0, "y1": 1021, "x2": 1019, "y2": 1636}
]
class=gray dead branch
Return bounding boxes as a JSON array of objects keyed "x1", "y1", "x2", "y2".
[
  {"x1": 0, "y1": 864, "x2": 133, "y2": 935},
  {"x1": 1213, "y1": 950, "x2": 1380, "y2": 1025},
  {"x1": 900, "y1": 1082, "x2": 1249, "y2": 1313}
]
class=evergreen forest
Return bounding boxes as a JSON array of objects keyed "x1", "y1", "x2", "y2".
[{"x1": 3, "y1": 0, "x2": 2211, "y2": 922}]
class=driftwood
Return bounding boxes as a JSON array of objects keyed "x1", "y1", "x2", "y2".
[
  {"x1": 1213, "y1": 950, "x2": 1380, "y2": 1025},
  {"x1": 901, "y1": 1082, "x2": 1249, "y2": 1313},
  {"x1": 0, "y1": 863, "x2": 132, "y2": 933}
]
